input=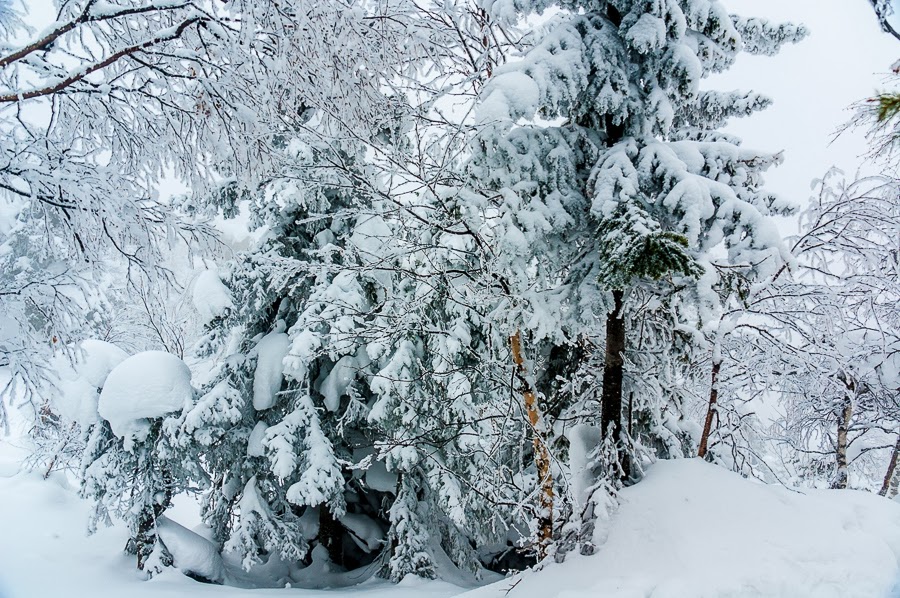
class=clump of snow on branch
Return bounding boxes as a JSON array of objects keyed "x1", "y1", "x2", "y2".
[
  {"x1": 191, "y1": 270, "x2": 234, "y2": 325},
  {"x1": 252, "y1": 328, "x2": 290, "y2": 411},
  {"x1": 97, "y1": 351, "x2": 193, "y2": 450}
]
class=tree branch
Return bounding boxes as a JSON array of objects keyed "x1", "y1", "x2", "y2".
[
  {"x1": 0, "y1": 16, "x2": 202, "y2": 103},
  {"x1": 0, "y1": 0, "x2": 193, "y2": 69}
]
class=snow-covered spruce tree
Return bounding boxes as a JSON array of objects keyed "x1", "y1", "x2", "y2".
[
  {"x1": 188, "y1": 297, "x2": 334, "y2": 569},
  {"x1": 179, "y1": 144, "x2": 400, "y2": 574},
  {"x1": 81, "y1": 351, "x2": 195, "y2": 573},
  {"x1": 469, "y1": 0, "x2": 804, "y2": 551},
  {"x1": 171, "y1": 0, "x2": 521, "y2": 582},
  {"x1": 182, "y1": 145, "x2": 511, "y2": 581},
  {"x1": 82, "y1": 419, "x2": 178, "y2": 573},
  {"x1": 365, "y1": 185, "x2": 526, "y2": 579}
]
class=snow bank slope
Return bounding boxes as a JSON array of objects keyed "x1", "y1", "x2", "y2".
[
  {"x1": 0, "y1": 458, "x2": 897, "y2": 598},
  {"x1": 463, "y1": 459, "x2": 900, "y2": 598}
]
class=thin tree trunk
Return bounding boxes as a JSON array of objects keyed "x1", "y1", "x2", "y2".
[
  {"x1": 697, "y1": 359, "x2": 722, "y2": 459},
  {"x1": 601, "y1": 290, "x2": 625, "y2": 447},
  {"x1": 830, "y1": 396, "x2": 853, "y2": 490},
  {"x1": 510, "y1": 330, "x2": 553, "y2": 559},
  {"x1": 319, "y1": 506, "x2": 344, "y2": 566},
  {"x1": 43, "y1": 440, "x2": 66, "y2": 479},
  {"x1": 136, "y1": 468, "x2": 173, "y2": 570},
  {"x1": 879, "y1": 433, "x2": 900, "y2": 498}
]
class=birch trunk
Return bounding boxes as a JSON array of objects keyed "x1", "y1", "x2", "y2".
[
  {"x1": 829, "y1": 396, "x2": 853, "y2": 490},
  {"x1": 510, "y1": 330, "x2": 553, "y2": 559}
]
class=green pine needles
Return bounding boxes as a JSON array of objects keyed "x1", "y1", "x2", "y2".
[{"x1": 596, "y1": 204, "x2": 703, "y2": 290}]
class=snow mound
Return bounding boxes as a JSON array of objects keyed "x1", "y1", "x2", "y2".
[
  {"x1": 78, "y1": 339, "x2": 130, "y2": 388},
  {"x1": 156, "y1": 516, "x2": 225, "y2": 584},
  {"x1": 53, "y1": 339, "x2": 128, "y2": 425},
  {"x1": 0, "y1": 473, "x2": 465, "y2": 597},
  {"x1": 461, "y1": 459, "x2": 900, "y2": 598},
  {"x1": 364, "y1": 458, "x2": 398, "y2": 493},
  {"x1": 192, "y1": 269, "x2": 234, "y2": 325},
  {"x1": 246, "y1": 421, "x2": 268, "y2": 457},
  {"x1": 98, "y1": 351, "x2": 193, "y2": 450}
]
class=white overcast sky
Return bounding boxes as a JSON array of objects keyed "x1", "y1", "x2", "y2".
[{"x1": 713, "y1": 0, "x2": 898, "y2": 215}]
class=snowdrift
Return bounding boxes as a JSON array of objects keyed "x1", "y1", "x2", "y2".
[
  {"x1": 462, "y1": 459, "x2": 900, "y2": 598},
  {"x1": 0, "y1": 454, "x2": 898, "y2": 597}
]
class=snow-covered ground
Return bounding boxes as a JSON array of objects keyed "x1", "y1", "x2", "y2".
[
  {"x1": 0, "y1": 445, "x2": 462, "y2": 598},
  {"x1": 468, "y1": 460, "x2": 900, "y2": 598},
  {"x1": 1, "y1": 436, "x2": 898, "y2": 598}
]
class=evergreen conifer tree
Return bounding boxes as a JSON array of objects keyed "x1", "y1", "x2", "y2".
[
  {"x1": 174, "y1": 0, "x2": 519, "y2": 579},
  {"x1": 468, "y1": 0, "x2": 805, "y2": 551}
]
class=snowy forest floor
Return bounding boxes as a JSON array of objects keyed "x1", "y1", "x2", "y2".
[{"x1": 2, "y1": 435, "x2": 900, "y2": 598}]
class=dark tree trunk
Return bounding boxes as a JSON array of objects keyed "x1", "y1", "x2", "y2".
[
  {"x1": 135, "y1": 468, "x2": 173, "y2": 571},
  {"x1": 879, "y1": 433, "x2": 900, "y2": 498},
  {"x1": 697, "y1": 360, "x2": 722, "y2": 459},
  {"x1": 601, "y1": 290, "x2": 625, "y2": 445},
  {"x1": 319, "y1": 506, "x2": 344, "y2": 566}
]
